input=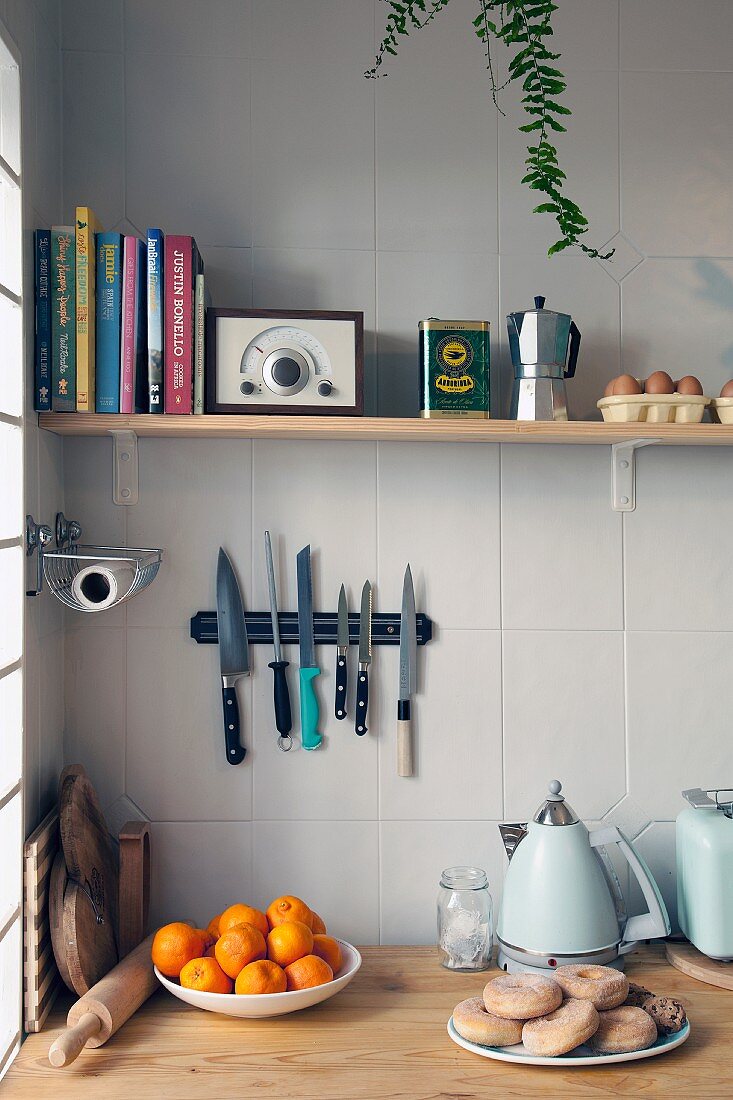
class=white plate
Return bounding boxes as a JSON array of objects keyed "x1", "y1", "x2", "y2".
[
  {"x1": 155, "y1": 939, "x2": 361, "y2": 1018},
  {"x1": 447, "y1": 1016, "x2": 690, "y2": 1066}
]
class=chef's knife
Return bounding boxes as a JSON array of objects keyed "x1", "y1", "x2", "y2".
[
  {"x1": 335, "y1": 584, "x2": 349, "y2": 720},
  {"x1": 296, "y1": 545, "x2": 323, "y2": 751},
  {"x1": 216, "y1": 548, "x2": 249, "y2": 765},
  {"x1": 355, "y1": 580, "x2": 372, "y2": 736},
  {"x1": 265, "y1": 531, "x2": 292, "y2": 750},
  {"x1": 397, "y1": 564, "x2": 417, "y2": 776}
]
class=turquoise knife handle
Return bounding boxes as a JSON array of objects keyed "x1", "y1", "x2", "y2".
[{"x1": 299, "y1": 667, "x2": 323, "y2": 751}]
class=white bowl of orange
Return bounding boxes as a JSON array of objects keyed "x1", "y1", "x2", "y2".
[{"x1": 152, "y1": 895, "x2": 362, "y2": 1018}]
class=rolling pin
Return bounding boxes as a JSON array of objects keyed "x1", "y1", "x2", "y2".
[{"x1": 49, "y1": 931, "x2": 157, "y2": 1067}]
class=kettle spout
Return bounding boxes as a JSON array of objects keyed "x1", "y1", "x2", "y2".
[{"x1": 499, "y1": 823, "x2": 528, "y2": 861}]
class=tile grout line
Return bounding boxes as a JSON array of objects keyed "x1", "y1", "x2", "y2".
[
  {"x1": 498, "y1": 446, "x2": 505, "y2": 821},
  {"x1": 375, "y1": 439, "x2": 382, "y2": 943}
]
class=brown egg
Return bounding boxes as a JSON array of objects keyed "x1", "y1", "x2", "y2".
[
  {"x1": 721, "y1": 380, "x2": 733, "y2": 398},
  {"x1": 645, "y1": 371, "x2": 675, "y2": 394},
  {"x1": 676, "y1": 375, "x2": 703, "y2": 396},
  {"x1": 603, "y1": 379, "x2": 616, "y2": 397},
  {"x1": 613, "y1": 374, "x2": 643, "y2": 396}
]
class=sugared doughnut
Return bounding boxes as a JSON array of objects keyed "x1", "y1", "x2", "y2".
[
  {"x1": 640, "y1": 995, "x2": 687, "y2": 1036},
  {"x1": 521, "y1": 997, "x2": 599, "y2": 1057},
  {"x1": 587, "y1": 1006, "x2": 658, "y2": 1054},
  {"x1": 483, "y1": 972, "x2": 562, "y2": 1020},
  {"x1": 554, "y1": 964, "x2": 629, "y2": 1010},
  {"x1": 452, "y1": 997, "x2": 523, "y2": 1047}
]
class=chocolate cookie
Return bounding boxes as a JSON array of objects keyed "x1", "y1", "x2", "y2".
[
  {"x1": 641, "y1": 995, "x2": 687, "y2": 1036},
  {"x1": 625, "y1": 982, "x2": 654, "y2": 1008}
]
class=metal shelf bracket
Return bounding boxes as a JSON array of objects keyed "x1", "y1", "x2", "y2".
[
  {"x1": 110, "y1": 430, "x2": 139, "y2": 506},
  {"x1": 611, "y1": 438, "x2": 659, "y2": 511}
]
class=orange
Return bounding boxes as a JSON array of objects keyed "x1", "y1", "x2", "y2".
[
  {"x1": 215, "y1": 922, "x2": 267, "y2": 979},
  {"x1": 219, "y1": 903, "x2": 269, "y2": 939},
  {"x1": 235, "y1": 959, "x2": 287, "y2": 995},
  {"x1": 180, "y1": 956, "x2": 233, "y2": 994},
  {"x1": 204, "y1": 943, "x2": 217, "y2": 959},
  {"x1": 151, "y1": 923, "x2": 207, "y2": 979},
  {"x1": 312, "y1": 934, "x2": 342, "y2": 974},
  {"x1": 196, "y1": 928, "x2": 215, "y2": 950},
  {"x1": 266, "y1": 920, "x2": 314, "y2": 967},
  {"x1": 284, "y1": 954, "x2": 333, "y2": 991},
  {"x1": 266, "y1": 895, "x2": 313, "y2": 930},
  {"x1": 207, "y1": 914, "x2": 222, "y2": 938},
  {"x1": 310, "y1": 910, "x2": 327, "y2": 935}
]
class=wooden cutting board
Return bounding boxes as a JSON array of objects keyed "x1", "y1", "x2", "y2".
[
  {"x1": 666, "y1": 940, "x2": 733, "y2": 989},
  {"x1": 23, "y1": 809, "x2": 63, "y2": 1032},
  {"x1": 50, "y1": 766, "x2": 120, "y2": 995}
]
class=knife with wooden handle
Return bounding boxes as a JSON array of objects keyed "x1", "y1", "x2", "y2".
[{"x1": 397, "y1": 564, "x2": 417, "y2": 776}]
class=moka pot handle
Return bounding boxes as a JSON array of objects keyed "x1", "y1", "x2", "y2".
[
  {"x1": 565, "y1": 321, "x2": 581, "y2": 379},
  {"x1": 589, "y1": 825, "x2": 670, "y2": 954}
]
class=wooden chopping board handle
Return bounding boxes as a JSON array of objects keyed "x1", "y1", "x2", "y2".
[{"x1": 48, "y1": 931, "x2": 158, "y2": 1067}]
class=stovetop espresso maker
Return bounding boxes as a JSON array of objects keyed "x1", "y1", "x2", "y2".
[{"x1": 507, "y1": 296, "x2": 581, "y2": 421}]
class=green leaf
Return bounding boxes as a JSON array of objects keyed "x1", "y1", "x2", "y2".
[{"x1": 519, "y1": 120, "x2": 544, "y2": 131}]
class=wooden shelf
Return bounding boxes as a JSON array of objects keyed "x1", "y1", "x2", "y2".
[{"x1": 38, "y1": 412, "x2": 733, "y2": 445}]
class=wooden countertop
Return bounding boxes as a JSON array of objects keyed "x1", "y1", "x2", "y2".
[{"x1": 5, "y1": 946, "x2": 731, "y2": 1098}]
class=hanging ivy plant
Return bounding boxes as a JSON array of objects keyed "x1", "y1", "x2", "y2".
[{"x1": 366, "y1": 0, "x2": 613, "y2": 260}]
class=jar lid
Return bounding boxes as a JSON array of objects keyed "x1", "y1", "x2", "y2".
[{"x1": 440, "y1": 866, "x2": 488, "y2": 890}]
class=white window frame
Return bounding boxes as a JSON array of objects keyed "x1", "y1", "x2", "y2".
[{"x1": 0, "y1": 17, "x2": 23, "y2": 1082}]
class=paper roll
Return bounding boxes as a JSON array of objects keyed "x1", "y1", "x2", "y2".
[{"x1": 71, "y1": 560, "x2": 135, "y2": 610}]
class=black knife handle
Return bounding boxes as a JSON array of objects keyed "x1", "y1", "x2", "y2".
[
  {"x1": 222, "y1": 685, "x2": 246, "y2": 765},
  {"x1": 335, "y1": 652, "x2": 348, "y2": 720},
  {"x1": 355, "y1": 666, "x2": 369, "y2": 735},
  {"x1": 268, "y1": 660, "x2": 292, "y2": 737}
]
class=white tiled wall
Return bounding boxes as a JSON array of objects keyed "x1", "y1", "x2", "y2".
[
  {"x1": 2, "y1": 0, "x2": 66, "y2": 836},
  {"x1": 53, "y1": 1, "x2": 733, "y2": 941}
]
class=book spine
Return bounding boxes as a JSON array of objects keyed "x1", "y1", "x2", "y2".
[
  {"x1": 95, "y1": 232, "x2": 122, "y2": 412},
  {"x1": 134, "y1": 238, "x2": 148, "y2": 412},
  {"x1": 146, "y1": 228, "x2": 164, "y2": 413},
  {"x1": 51, "y1": 227, "x2": 76, "y2": 411},
  {"x1": 164, "y1": 235, "x2": 193, "y2": 413},
  {"x1": 120, "y1": 236, "x2": 138, "y2": 414},
  {"x1": 193, "y1": 271, "x2": 205, "y2": 414},
  {"x1": 34, "y1": 230, "x2": 51, "y2": 411},
  {"x1": 75, "y1": 207, "x2": 99, "y2": 410}
]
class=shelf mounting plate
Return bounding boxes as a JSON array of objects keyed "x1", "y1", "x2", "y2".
[
  {"x1": 110, "y1": 430, "x2": 139, "y2": 506},
  {"x1": 611, "y1": 438, "x2": 659, "y2": 511}
]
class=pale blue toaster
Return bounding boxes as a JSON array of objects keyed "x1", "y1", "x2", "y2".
[{"x1": 677, "y1": 788, "x2": 733, "y2": 961}]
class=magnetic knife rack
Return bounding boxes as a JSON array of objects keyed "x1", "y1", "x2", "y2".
[{"x1": 190, "y1": 611, "x2": 433, "y2": 647}]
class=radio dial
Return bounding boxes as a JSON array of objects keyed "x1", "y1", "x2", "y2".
[
  {"x1": 317, "y1": 380, "x2": 333, "y2": 397},
  {"x1": 240, "y1": 380, "x2": 255, "y2": 395}
]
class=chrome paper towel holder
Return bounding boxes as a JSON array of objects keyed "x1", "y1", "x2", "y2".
[{"x1": 26, "y1": 511, "x2": 162, "y2": 612}]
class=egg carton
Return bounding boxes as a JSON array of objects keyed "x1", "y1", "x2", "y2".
[
  {"x1": 597, "y1": 393, "x2": 710, "y2": 424},
  {"x1": 710, "y1": 397, "x2": 733, "y2": 424}
]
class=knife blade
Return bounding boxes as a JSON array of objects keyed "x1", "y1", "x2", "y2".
[
  {"x1": 216, "y1": 547, "x2": 249, "y2": 765},
  {"x1": 398, "y1": 564, "x2": 417, "y2": 776},
  {"x1": 355, "y1": 580, "x2": 372, "y2": 736},
  {"x1": 335, "y1": 584, "x2": 349, "y2": 720},
  {"x1": 265, "y1": 531, "x2": 292, "y2": 750},
  {"x1": 296, "y1": 545, "x2": 322, "y2": 750}
]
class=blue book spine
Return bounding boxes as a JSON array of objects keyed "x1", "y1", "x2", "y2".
[
  {"x1": 34, "y1": 230, "x2": 51, "y2": 411},
  {"x1": 146, "y1": 228, "x2": 164, "y2": 413},
  {"x1": 134, "y1": 237, "x2": 148, "y2": 412},
  {"x1": 95, "y1": 232, "x2": 122, "y2": 412}
]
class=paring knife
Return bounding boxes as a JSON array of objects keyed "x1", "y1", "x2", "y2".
[
  {"x1": 355, "y1": 580, "x2": 372, "y2": 736},
  {"x1": 216, "y1": 547, "x2": 249, "y2": 765},
  {"x1": 264, "y1": 531, "x2": 292, "y2": 751},
  {"x1": 397, "y1": 564, "x2": 418, "y2": 777},
  {"x1": 335, "y1": 584, "x2": 349, "y2": 720},
  {"x1": 296, "y1": 545, "x2": 323, "y2": 751}
]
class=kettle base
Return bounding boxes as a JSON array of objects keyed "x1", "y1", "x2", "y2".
[{"x1": 497, "y1": 947, "x2": 625, "y2": 976}]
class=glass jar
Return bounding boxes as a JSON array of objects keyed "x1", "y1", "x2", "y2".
[{"x1": 437, "y1": 866, "x2": 493, "y2": 971}]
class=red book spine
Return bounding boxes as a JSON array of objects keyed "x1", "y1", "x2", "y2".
[
  {"x1": 164, "y1": 235, "x2": 193, "y2": 413},
  {"x1": 120, "y1": 236, "x2": 138, "y2": 414}
]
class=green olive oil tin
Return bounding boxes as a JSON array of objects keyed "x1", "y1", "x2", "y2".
[{"x1": 419, "y1": 318, "x2": 491, "y2": 418}]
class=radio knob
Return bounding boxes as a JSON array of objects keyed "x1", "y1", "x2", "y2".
[
  {"x1": 271, "y1": 356, "x2": 302, "y2": 388},
  {"x1": 317, "y1": 380, "x2": 333, "y2": 397},
  {"x1": 240, "y1": 380, "x2": 255, "y2": 395}
]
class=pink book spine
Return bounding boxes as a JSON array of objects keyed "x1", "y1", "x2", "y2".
[
  {"x1": 164, "y1": 235, "x2": 192, "y2": 413},
  {"x1": 120, "y1": 236, "x2": 138, "y2": 414}
]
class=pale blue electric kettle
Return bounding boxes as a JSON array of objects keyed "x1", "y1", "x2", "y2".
[{"x1": 497, "y1": 780, "x2": 671, "y2": 974}]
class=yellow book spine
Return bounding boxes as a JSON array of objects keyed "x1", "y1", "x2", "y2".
[{"x1": 75, "y1": 206, "x2": 102, "y2": 411}]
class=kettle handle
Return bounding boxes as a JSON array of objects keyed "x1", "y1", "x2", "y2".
[
  {"x1": 589, "y1": 825, "x2": 670, "y2": 954},
  {"x1": 565, "y1": 321, "x2": 581, "y2": 379}
]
